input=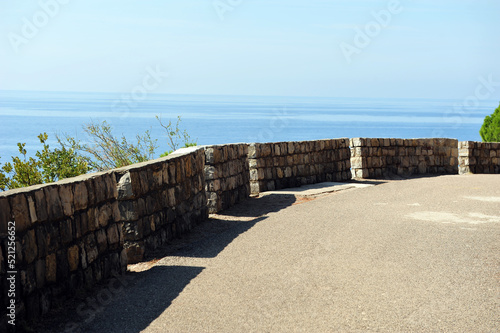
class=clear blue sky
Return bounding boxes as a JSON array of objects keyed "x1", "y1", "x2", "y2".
[{"x1": 1, "y1": 0, "x2": 499, "y2": 99}]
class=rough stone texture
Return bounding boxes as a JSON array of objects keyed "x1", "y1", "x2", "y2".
[
  {"x1": 59, "y1": 185, "x2": 74, "y2": 217},
  {"x1": 0, "y1": 197, "x2": 11, "y2": 234},
  {"x1": 350, "y1": 138, "x2": 458, "y2": 179},
  {"x1": 204, "y1": 144, "x2": 250, "y2": 213},
  {"x1": 116, "y1": 147, "x2": 208, "y2": 264},
  {"x1": 458, "y1": 141, "x2": 500, "y2": 174},
  {"x1": 73, "y1": 182, "x2": 88, "y2": 211},
  {"x1": 4, "y1": 137, "x2": 473, "y2": 328},
  {"x1": 11, "y1": 194, "x2": 30, "y2": 233},
  {"x1": 248, "y1": 139, "x2": 351, "y2": 195},
  {"x1": 0, "y1": 170, "x2": 125, "y2": 326}
]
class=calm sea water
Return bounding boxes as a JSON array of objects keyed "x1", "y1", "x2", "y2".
[{"x1": 0, "y1": 90, "x2": 495, "y2": 160}]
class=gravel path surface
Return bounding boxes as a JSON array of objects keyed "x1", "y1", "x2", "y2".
[{"x1": 43, "y1": 175, "x2": 500, "y2": 332}]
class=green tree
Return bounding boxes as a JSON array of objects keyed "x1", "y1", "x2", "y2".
[
  {"x1": 0, "y1": 133, "x2": 89, "y2": 191},
  {"x1": 480, "y1": 103, "x2": 500, "y2": 142}
]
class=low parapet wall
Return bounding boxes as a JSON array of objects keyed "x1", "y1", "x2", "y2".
[
  {"x1": 459, "y1": 141, "x2": 500, "y2": 174},
  {"x1": 248, "y1": 139, "x2": 351, "y2": 195},
  {"x1": 204, "y1": 144, "x2": 249, "y2": 214},
  {"x1": 350, "y1": 138, "x2": 458, "y2": 178},
  {"x1": 0, "y1": 171, "x2": 126, "y2": 322},
  {"x1": 1, "y1": 136, "x2": 498, "y2": 327},
  {"x1": 117, "y1": 147, "x2": 207, "y2": 264},
  {"x1": 0, "y1": 147, "x2": 207, "y2": 326}
]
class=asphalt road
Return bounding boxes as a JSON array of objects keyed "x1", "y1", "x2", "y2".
[{"x1": 69, "y1": 174, "x2": 499, "y2": 333}]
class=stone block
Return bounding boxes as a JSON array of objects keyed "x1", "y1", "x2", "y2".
[
  {"x1": 123, "y1": 220, "x2": 143, "y2": 241},
  {"x1": 46, "y1": 253, "x2": 57, "y2": 283},
  {"x1": 175, "y1": 159, "x2": 184, "y2": 183},
  {"x1": 355, "y1": 168, "x2": 369, "y2": 178},
  {"x1": 259, "y1": 144, "x2": 272, "y2": 158},
  {"x1": 80, "y1": 179, "x2": 94, "y2": 209},
  {"x1": 204, "y1": 165, "x2": 216, "y2": 180},
  {"x1": 185, "y1": 157, "x2": 193, "y2": 178},
  {"x1": 96, "y1": 229, "x2": 108, "y2": 254},
  {"x1": 97, "y1": 204, "x2": 113, "y2": 228},
  {"x1": 73, "y1": 181, "x2": 88, "y2": 211},
  {"x1": 11, "y1": 194, "x2": 30, "y2": 233},
  {"x1": 118, "y1": 201, "x2": 139, "y2": 222},
  {"x1": 73, "y1": 215, "x2": 82, "y2": 239},
  {"x1": 205, "y1": 147, "x2": 215, "y2": 164},
  {"x1": 0, "y1": 197, "x2": 11, "y2": 233},
  {"x1": 250, "y1": 182, "x2": 260, "y2": 195},
  {"x1": 126, "y1": 242, "x2": 145, "y2": 264},
  {"x1": 16, "y1": 239, "x2": 23, "y2": 263},
  {"x1": 44, "y1": 186, "x2": 64, "y2": 221},
  {"x1": 23, "y1": 229, "x2": 38, "y2": 264},
  {"x1": 59, "y1": 185, "x2": 74, "y2": 217},
  {"x1": 67, "y1": 245, "x2": 79, "y2": 271},
  {"x1": 145, "y1": 194, "x2": 156, "y2": 215},
  {"x1": 351, "y1": 157, "x2": 364, "y2": 169},
  {"x1": 59, "y1": 219, "x2": 73, "y2": 245},
  {"x1": 94, "y1": 177, "x2": 109, "y2": 203},
  {"x1": 139, "y1": 170, "x2": 150, "y2": 195},
  {"x1": 106, "y1": 173, "x2": 118, "y2": 199},
  {"x1": 25, "y1": 195, "x2": 39, "y2": 225},
  {"x1": 167, "y1": 188, "x2": 176, "y2": 207},
  {"x1": 152, "y1": 168, "x2": 163, "y2": 190},
  {"x1": 84, "y1": 234, "x2": 98, "y2": 264},
  {"x1": 117, "y1": 172, "x2": 133, "y2": 200}
]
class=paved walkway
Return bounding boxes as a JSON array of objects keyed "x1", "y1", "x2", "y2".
[{"x1": 58, "y1": 175, "x2": 499, "y2": 332}]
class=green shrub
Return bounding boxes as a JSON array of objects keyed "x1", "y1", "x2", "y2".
[
  {"x1": 0, "y1": 116, "x2": 196, "y2": 191},
  {"x1": 480, "y1": 103, "x2": 500, "y2": 142},
  {"x1": 0, "y1": 133, "x2": 89, "y2": 191},
  {"x1": 59, "y1": 120, "x2": 158, "y2": 171}
]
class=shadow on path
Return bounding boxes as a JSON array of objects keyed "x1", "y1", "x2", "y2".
[
  {"x1": 34, "y1": 193, "x2": 297, "y2": 333},
  {"x1": 68, "y1": 265, "x2": 204, "y2": 333},
  {"x1": 142, "y1": 194, "x2": 297, "y2": 260}
]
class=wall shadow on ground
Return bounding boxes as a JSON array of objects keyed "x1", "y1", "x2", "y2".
[
  {"x1": 64, "y1": 195, "x2": 300, "y2": 332},
  {"x1": 32, "y1": 189, "x2": 301, "y2": 332},
  {"x1": 68, "y1": 265, "x2": 205, "y2": 333},
  {"x1": 141, "y1": 193, "x2": 297, "y2": 260}
]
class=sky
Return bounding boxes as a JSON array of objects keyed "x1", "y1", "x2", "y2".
[{"x1": 0, "y1": 0, "x2": 499, "y2": 99}]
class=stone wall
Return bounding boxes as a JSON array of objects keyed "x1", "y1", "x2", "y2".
[
  {"x1": 4, "y1": 136, "x2": 482, "y2": 328},
  {"x1": 248, "y1": 139, "x2": 351, "y2": 195},
  {"x1": 118, "y1": 147, "x2": 207, "y2": 264},
  {"x1": 204, "y1": 144, "x2": 249, "y2": 214},
  {"x1": 350, "y1": 138, "x2": 458, "y2": 178},
  {"x1": 458, "y1": 141, "x2": 500, "y2": 174},
  {"x1": 0, "y1": 147, "x2": 208, "y2": 326},
  {"x1": 0, "y1": 171, "x2": 126, "y2": 323}
]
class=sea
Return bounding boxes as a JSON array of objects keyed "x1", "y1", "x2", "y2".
[{"x1": 0, "y1": 90, "x2": 496, "y2": 161}]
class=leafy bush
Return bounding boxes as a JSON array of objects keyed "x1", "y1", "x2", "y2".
[
  {"x1": 59, "y1": 120, "x2": 158, "y2": 171},
  {"x1": 0, "y1": 116, "x2": 196, "y2": 191},
  {"x1": 0, "y1": 133, "x2": 89, "y2": 190},
  {"x1": 480, "y1": 103, "x2": 500, "y2": 142}
]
